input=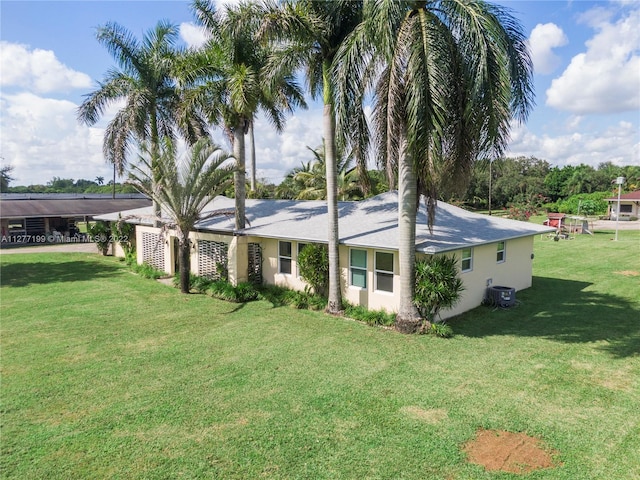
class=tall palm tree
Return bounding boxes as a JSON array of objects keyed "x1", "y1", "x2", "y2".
[
  {"x1": 335, "y1": 0, "x2": 534, "y2": 332},
  {"x1": 260, "y1": 0, "x2": 364, "y2": 313},
  {"x1": 128, "y1": 138, "x2": 235, "y2": 293},
  {"x1": 185, "y1": 0, "x2": 306, "y2": 231},
  {"x1": 78, "y1": 21, "x2": 209, "y2": 224}
]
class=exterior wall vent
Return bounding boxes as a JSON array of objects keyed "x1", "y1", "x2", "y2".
[{"x1": 486, "y1": 286, "x2": 516, "y2": 308}]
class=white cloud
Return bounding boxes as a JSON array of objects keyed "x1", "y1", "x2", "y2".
[
  {"x1": 506, "y1": 121, "x2": 639, "y2": 168},
  {"x1": 0, "y1": 92, "x2": 111, "y2": 185},
  {"x1": 546, "y1": 7, "x2": 640, "y2": 114},
  {"x1": 213, "y1": 0, "x2": 243, "y2": 9},
  {"x1": 252, "y1": 108, "x2": 324, "y2": 183},
  {"x1": 528, "y1": 23, "x2": 568, "y2": 75},
  {"x1": 0, "y1": 41, "x2": 92, "y2": 93},
  {"x1": 179, "y1": 23, "x2": 209, "y2": 49}
]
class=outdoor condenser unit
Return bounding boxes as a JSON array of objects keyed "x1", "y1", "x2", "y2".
[{"x1": 487, "y1": 286, "x2": 516, "y2": 308}]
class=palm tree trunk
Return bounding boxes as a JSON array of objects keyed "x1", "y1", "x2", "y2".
[
  {"x1": 233, "y1": 121, "x2": 246, "y2": 230},
  {"x1": 395, "y1": 138, "x2": 422, "y2": 333},
  {"x1": 150, "y1": 104, "x2": 161, "y2": 228},
  {"x1": 179, "y1": 235, "x2": 191, "y2": 294},
  {"x1": 249, "y1": 120, "x2": 256, "y2": 193},
  {"x1": 324, "y1": 106, "x2": 343, "y2": 314}
]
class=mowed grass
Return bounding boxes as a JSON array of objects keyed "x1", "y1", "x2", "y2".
[{"x1": 1, "y1": 230, "x2": 639, "y2": 479}]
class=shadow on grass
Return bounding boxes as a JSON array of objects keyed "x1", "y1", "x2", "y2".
[
  {"x1": 0, "y1": 260, "x2": 124, "y2": 287},
  {"x1": 450, "y1": 276, "x2": 640, "y2": 359}
]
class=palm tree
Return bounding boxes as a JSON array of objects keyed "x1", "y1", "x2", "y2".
[
  {"x1": 128, "y1": 138, "x2": 235, "y2": 293},
  {"x1": 185, "y1": 0, "x2": 306, "y2": 231},
  {"x1": 95, "y1": 176, "x2": 105, "y2": 185},
  {"x1": 260, "y1": 0, "x2": 364, "y2": 313},
  {"x1": 335, "y1": 0, "x2": 534, "y2": 332},
  {"x1": 294, "y1": 144, "x2": 363, "y2": 201},
  {"x1": 77, "y1": 21, "x2": 209, "y2": 223}
]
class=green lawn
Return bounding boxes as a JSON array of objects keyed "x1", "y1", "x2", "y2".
[{"x1": 1, "y1": 230, "x2": 639, "y2": 479}]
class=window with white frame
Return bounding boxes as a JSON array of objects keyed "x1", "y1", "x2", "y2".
[
  {"x1": 296, "y1": 242, "x2": 307, "y2": 277},
  {"x1": 350, "y1": 249, "x2": 367, "y2": 288},
  {"x1": 375, "y1": 251, "x2": 394, "y2": 292},
  {"x1": 461, "y1": 247, "x2": 473, "y2": 272},
  {"x1": 496, "y1": 241, "x2": 506, "y2": 263},
  {"x1": 279, "y1": 241, "x2": 292, "y2": 274}
]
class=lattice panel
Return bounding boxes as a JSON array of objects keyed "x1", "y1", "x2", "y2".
[
  {"x1": 248, "y1": 242, "x2": 262, "y2": 285},
  {"x1": 141, "y1": 232, "x2": 165, "y2": 271},
  {"x1": 198, "y1": 240, "x2": 228, "y2": 280}
]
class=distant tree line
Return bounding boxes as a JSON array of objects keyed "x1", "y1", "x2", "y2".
[
  {"x1": 455, "y1": 157, "x2": 639, "y2": 213},
  {"x1": 3, "y1": 158, "x2": 638, "y2": 214},
  {"x1": 3, "y1": 175, "x2": 138, "y2": 194}
]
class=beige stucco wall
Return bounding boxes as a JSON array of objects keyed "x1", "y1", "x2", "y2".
[
  {"x1": 340, "y1": 245, "x2": 400, "y2": 314},
  {"x1": 443, "y1": 235, "x2": 535, "y2": 319},
  {"x1": 258, "y1": 236, "x2": 535, "y2": 320},
  {"x1": 261, "y1": 237, "x2": 310, "y2": 291},
  {"x1": 188, "y1": 231, "x2": 232, "y2": 277},
  {"x1": 132, "y1": 224, "x2": 536, "y2": 320},
  {"x1": 136, "y1": 225, "x2": 173, "y2": 275}
]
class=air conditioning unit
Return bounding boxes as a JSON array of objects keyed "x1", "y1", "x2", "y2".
[{"x1": 486, "y1": 286, "x2": 516, "y2": 308}]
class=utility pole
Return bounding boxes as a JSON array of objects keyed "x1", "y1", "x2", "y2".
[{"x1": 614, "y1": 176, "x2": 625, "y2": 241}]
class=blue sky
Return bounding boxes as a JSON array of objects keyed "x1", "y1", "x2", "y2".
[{"x1": 1, "y1": 0, "x2": 638, "y2": 186}]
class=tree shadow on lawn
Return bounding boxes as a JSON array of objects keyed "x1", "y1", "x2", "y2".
[
  {"x1": 450, "y1": 276, "x2": 640, "y2": 359},
  {"x1": 0, "y1": 259, "x2": 124, "y2": 288}
]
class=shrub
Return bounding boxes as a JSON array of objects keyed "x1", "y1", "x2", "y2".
[
  {"x1": 131, "y1": 262, "x2": 164, "y2": 279},
  {"x1": 207, "y1": 280, "x2": 259, "y2": 303},
  {"x1": 124, "y1": 250, "x2": 137, "y2": 266},
  {"x1": 414, "y1": 255, "x2": 464, "y2": 327},
  {"x1": 113, "y1": 217, "x2": 135, "y2": 259},
  {"x1": 88, "y1": 221, "x2": 111, "y2": 255},
  {"x1": 557, "y1": 192, "x2": 609, "y2": 215},
  {"x1": 297, "y1": 244, "x2": 329, "y2": 296},
  {"x1": 171, "y1": 273, "x2": 214, "y2": 293},
  {"x1": 281, "y1": 287, "x2": 327, "y2": 310},
  {"x1": 234, "y1": 282, "x2": 259, "y2": 302},
  {"x1": 344, "y1": 303, "x2": 395, "y2": 326},
  {"x1": 429, "y1": 322, "x2": 454, "y2": 338}
]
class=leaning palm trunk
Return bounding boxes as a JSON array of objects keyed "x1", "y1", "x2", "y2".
[
  {"x1": 249, "y1": 120, "x2": 256, "y2": 193},
  {"x1": 233, "y1": 122, "x2": 247, "y2": 230},
  {"x1": 395, "y1": 136, "x2": 421, "y2": 332}
]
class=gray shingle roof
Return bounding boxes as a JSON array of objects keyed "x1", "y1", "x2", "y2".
[{"x1": 98, "y1": 192, "x2": 554, "y2": 253}]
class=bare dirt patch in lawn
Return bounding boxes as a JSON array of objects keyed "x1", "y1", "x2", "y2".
[
  {"x1": 614, "y1": 270, "x2": 639, "y2": 277},
  {"x1": 463, "y1": 429, "x2": 559, "y2": 474}
]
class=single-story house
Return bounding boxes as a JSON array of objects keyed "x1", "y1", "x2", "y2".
[
  {"x1": 98, "y1": 192, "x2": 553, "y2": 320},
  {"x1": 0, "y1": 193, "x2": 151, "y2": 242},
  {"x1": 605, "y1": 191, "x2": 640, "y2": 220}
]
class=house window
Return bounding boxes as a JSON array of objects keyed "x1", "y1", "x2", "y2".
[
  {"x1": 620, "y1": 204, "x2": 632, "y2": 213},
  {"x1": 8, "y1": 219, "x2": 25, "y2": 231},
  {"x1": 375, "y1": 251, "x2": 394, "y2": 293},
  {"x1": 296, "y1": 242, "x2": 307, "y2": 277},
  {"x1": 461, "y1": 247, "x2": 473, "y2": 272},
  {"x1": 350, "y1": 249, "x2": 367, "y2": 288},
  {"x1": 279, "y1": 241, "x2": 292, "y2": 274},
  {"x1": 496, "y1": 241, "x2": 506, "y2": 263}
]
